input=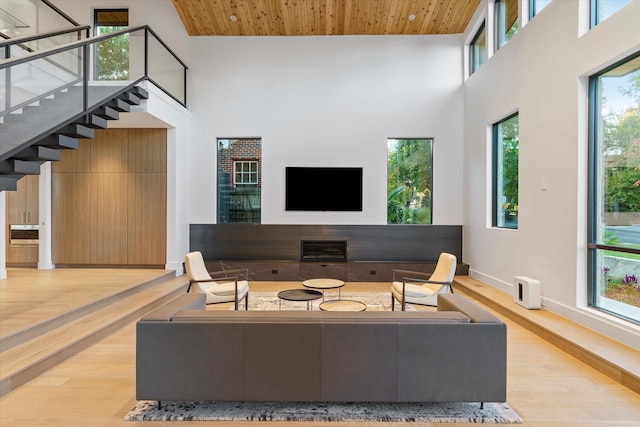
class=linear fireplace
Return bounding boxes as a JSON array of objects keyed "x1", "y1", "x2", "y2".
[{"x1": 300, "y1": 240, "x2": 347, "y2": 262}]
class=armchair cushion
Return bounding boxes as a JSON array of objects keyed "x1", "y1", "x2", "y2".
[
  {"x1": 200, "y1": 280, "x2": 249, "y2": 297},
  {"x1": 391, "y1": 281, "x2": 439, "y2": 298}
]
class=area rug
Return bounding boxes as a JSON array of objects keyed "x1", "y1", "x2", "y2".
[
  {"x1": 125, "y1": 400, "x2": 522, "y2": 423},
  {"x1": 242, "y1": 291, "x2": 418, "y2": 311}
]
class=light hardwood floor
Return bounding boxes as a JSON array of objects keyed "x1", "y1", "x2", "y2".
[{"x1": 1, "y1": 272, "x2": 640, "y2": 426}]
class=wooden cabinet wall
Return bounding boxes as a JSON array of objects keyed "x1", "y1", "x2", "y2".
[
  {"x1": 52, "y1": 128, "x2": 167, "y2": 266},
  {"x1": 6, "y1": 243, "x2": 39, "y2": 265},
  {"x1": 7, "y1": 174, "x2": 39, "y2": 225},
  {"x1": 6, "y1": 175, "x2": 39, "y2": 266}
]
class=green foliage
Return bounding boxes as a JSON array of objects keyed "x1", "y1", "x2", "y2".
[
  {"x1": 387, "y1": 139, "x2": 432, "y2": 224},
  {"x1": 96, "y1": 27, "x2": 129, "y2": 81},
  {"x1": 601, "y1": 65, "x2": 640, "y2": 213},
  {"x1": 502, "y1": 136, "x2": 519, "y2": 208},
  {"x1": 497, "y1": 115, "x2": 519, "y2": 213},
  {"x1": 606, "y1": 168, "x2": 640, "y2": 212}
]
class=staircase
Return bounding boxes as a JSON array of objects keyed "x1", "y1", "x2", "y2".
[
  {"x1": 1, "y1": 21, "x2": 187, "y2": 192},
  {"x1": 0, "y1": 85, "x2": 150, "y2": 192},
  {"x1": 0, "y1": 271, "x2": 189, "y2": 397}
]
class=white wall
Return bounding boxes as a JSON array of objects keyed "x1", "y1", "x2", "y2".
[
  {"x1": 53, "y1": 0, "x2": 465, "y2": 235},
  {"x1": 186, "y1": 35, "x2": 465, "y2": 225},
  {"x1": 463, "y1": 0, "x2": 640, "y2": 347}
]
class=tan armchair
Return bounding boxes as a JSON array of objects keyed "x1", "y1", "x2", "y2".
[
  {"x1": 184, "y1": 251, "x2": 249, "y2": 310},
  {"x1": 391, "y1": 252, "x2": 457, "y2": 311}
]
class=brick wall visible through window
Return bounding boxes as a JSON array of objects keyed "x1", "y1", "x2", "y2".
[
  {"x1": 217, "y1": 139, "x2": 262, "y2": 188},
  {"x1": 217, "y1": 138, "x2": 262, "y2": 224}
]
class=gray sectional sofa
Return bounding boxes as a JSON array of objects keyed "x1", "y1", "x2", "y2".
[{"x1": 136, "y1": 292, "x2": 506, "y2": 405}]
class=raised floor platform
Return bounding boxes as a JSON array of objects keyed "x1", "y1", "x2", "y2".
[{"x1": 453, "y1": 275, "x2": 640, "y2": 396}]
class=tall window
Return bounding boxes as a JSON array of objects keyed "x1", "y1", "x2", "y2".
[
  {"x1": 495, "y1": 0, "x2": 518, "y2": 51},
  {"x1": 588, "y1": 52, "x2": 640, "y2": 323},
  {"x1": 218, "y1": 139, "x2": 262, "y2": 223},
  {"x1": 529, "y1": 0, "x2": 552, "y2": 19},
  {"x1": 470, "y1": 22, "x2": 487, "y2": 76},
  {"x1": 591, "y1": 0, "x2": 631, "y2": 27},
  {"x1": 493, "y1": 114, "x2": 519, "y2": 229},
  {"x1": 94, "y1": 9, "x2": 129, "y2": 80},
  {"x1": 387, "y1": 138, "x2": 433, "y2": 224}
]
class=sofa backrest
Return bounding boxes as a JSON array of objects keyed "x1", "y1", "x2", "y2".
[{"x1": 171, "y1": 310, "x2": 471, "y2": 324}]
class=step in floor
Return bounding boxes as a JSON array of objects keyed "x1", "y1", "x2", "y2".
[{"x1": 0, "y1": 269, "x2": 188, "y2": 397}]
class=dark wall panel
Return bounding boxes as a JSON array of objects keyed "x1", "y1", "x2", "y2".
[{"x1": 190, "y1": 224, "x2": 462, "y2": 263}]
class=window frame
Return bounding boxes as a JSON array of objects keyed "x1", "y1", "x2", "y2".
[
  {"x1": 217, "y1": 138, "x2": 262, "y2": 224},
  {"x1": 492, "y1": 112, "x2": 519, "y2": 229},
  {"x1": 590, "y1": 0, "x2": 631, "y2": 28},
  {"x1": 233, "y1": 160, "x2": 259, "y2": 186},
  {"x1": 587, "y1": 51, "x2": 640, "y2": 323},
  {"x1": 494, "y1": 0, "x2": 518, "y2": 51},
  {"x1": 386, "y1": 138, "x2": 434, "y2": 225},
  {"x1": 469, "y1": 21, "x2": 487, "y2": 76},
  {"x1": 93, "y1": 8, "x2": 129, "y2": 81},
  {"x1": 529, "y1": 0, "x2": 552, "y2": 19}
]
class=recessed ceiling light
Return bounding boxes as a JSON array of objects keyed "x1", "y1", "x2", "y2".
[
  {"x1": 230, "y1": 15, "x2": 238, "y2": 22},
  {"x1": 408, "y1": 14, "x2": 416, "y2": 21}
]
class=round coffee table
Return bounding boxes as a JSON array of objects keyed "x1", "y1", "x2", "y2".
[
  {"x1": 319, "y1": 299, "x2": 367, "y2": 312},
  {"x1": 277, "y1": 289, "x2": 323, "y2": 310},
  {"x1": 302, "y1": 278, "x2": 345, "y2": 302}
]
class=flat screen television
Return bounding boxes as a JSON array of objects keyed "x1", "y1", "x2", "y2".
[{"x1": 285, "y1": 167, "x2": 363, "y2": 211}]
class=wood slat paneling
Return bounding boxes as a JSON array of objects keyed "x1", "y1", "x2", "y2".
[
  {"x1": 52, "y1": 139, "x2": 91, "y2": 173},
  {"x1": 90, "y1": 129, "x2": 128, "y2": 173},
  {"x1": 171, "y1": 0, "x2": 481, "y2": 36},
  {"x1": 52, "y1": 173, "x2": 92, "y2": 263},
  {"x1": 52, "y1": 129, "x2": 167, "y2": 266},
  {"x1": 127, "y1": 173, "x2": 166, "y2": 264},
  {"x1": 128, "y1": 129, "x2": 167, "y2": 173},
  {"x1": 90, "y1": 173, "x2": 128, "y2": 264}
]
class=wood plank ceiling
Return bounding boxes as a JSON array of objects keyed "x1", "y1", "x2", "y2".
[{"x1": 170, "y1": 0, "x2": 481, "y2": 36}]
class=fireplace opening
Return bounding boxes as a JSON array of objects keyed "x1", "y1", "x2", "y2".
[{"x1": 300, "y1": 240, "x2": 347, "y2": 262}]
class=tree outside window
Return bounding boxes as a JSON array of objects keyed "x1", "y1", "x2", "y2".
[
  {"x1": 94, "y1": 9, "x2": 129, "y2": 81},
  {"x1": 387, "y1": 138, "x2": 433, "y2": 224},
  {"x1": 493, "y1": 114, "x2": 519, "y2": 229}
]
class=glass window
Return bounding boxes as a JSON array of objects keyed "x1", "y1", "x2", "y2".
[
  {"x1": 94, "y1": 9, "x2": 129, "y2": 80},
  {"x1": 495, "y1": 0, "x2": 518, "y2": 51},
  {"x1": 588, "y1": 52, "x2": 640, "y2": 323},
  {"x1": 234, "y1": 161, "x2": 259, "y2": 185},
  {"x1": 493, "y1": 114, "x2": 519, "y2": 229},
  {"x1": 470, "y1": 22, "x2": 487, "y2": 75},
  {"x1": 218, "y1": 139, "x2": 262, "y2": 223},
  {"x1": 387, "y1": 138, "x2": 433, "y2": 224},
  {"x1": 591, "y1": 0, "x2": 631, "y2": 27},
  {"x1": 530, "y1": 0, "x2": 552, "y2": 19}
]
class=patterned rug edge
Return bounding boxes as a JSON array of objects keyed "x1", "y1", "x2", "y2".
[
  {"x1": 240, "y1": 291, "x2": 418, "y2": 311},
  {"x1": 125, "y1": 400, "x2": 523, "y2": 423}
]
